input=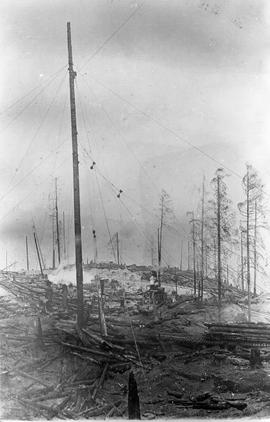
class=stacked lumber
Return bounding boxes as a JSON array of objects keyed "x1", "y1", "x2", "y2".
[{"x1": 205, "y1": 322, "x2": 270, "y2": 346}]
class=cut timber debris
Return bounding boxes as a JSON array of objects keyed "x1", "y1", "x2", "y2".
[{"x1": 92, "y1": 362, "x2": 109, "y2": 400}]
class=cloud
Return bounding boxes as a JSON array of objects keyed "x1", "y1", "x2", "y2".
[{"x1": 2, "y1": 0, "x2": 268, "y2": 71}]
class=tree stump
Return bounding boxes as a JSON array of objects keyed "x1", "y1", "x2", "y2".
[
  {"x1": 250, "y1": 348, "x2": 262, "y2": 368},
  {"x1": 128, "y1": 371, "x2": 141, "y2": 420}
]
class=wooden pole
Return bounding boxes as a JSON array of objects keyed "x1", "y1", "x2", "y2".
[
  {"x1": 63, "y1": 211, "x2": 66, "y2": 260},
  {"x1": 36, "y1": 229, "x2": 45, "y2": 270},
  {"x1": 98, "y1": 277, "x2": 107, "y2": 336},
  {"x1": 240, "y1": 228, "x2": 244, "y2": 291},
  {"x1": 33, "y1": 232, "x2": 43, "y2": 277},
  {"x1": 151, "y1": 240, "x2": 154, "y2": 267},
  {"x1": 180, "y1": 240, "x2": 183, "y2": 271},
  {"x1": 158, "y1": 196, "x2": 164, "y2": 286},
  {"x1": 187, "y1": 240, "x2": 191, "y2": 271},
  {"x1": 217, "y1": 173, "x2": 222, "y2": 321},
  {"x1": 35, "y1": 316, "x2": 44, "y2": 347},
  {"x1": 67, "y1": 22, "x2": 84, "y2": 327},
  {"x1": 157, "y1": 227, "x2": 161, "y2": 285},
  {"x1": 116, "y1": 232, "x2": 120, "y2": 265},
  {"x1": 25, "y1": 236, "x2": 29, "y2": 272},
  {"x1": 52, "y1": 215, "x2": 56, "y2": 270},
  {"x1": 55, "y1": 178, "x2": 61, "y2": 265},
  {"x1": 93, "y1": 229, "x2": 98, "y2": 264},
  {"x1": 192, "y1": 212, "x2": 197, "y2": 297}
]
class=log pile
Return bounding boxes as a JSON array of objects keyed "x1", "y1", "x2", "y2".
[
  {"x1": 205, "y1": 322, "x2": 270, "y2": 347},
  {"x1": 0, "y1": 273, "x2": 79, "y2": 316}
]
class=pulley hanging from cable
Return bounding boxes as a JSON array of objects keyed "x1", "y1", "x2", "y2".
[{"x1": 117, "y1": 189, "x2": 123, "y2": 198}]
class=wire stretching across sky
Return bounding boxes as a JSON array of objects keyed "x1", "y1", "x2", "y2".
[
  {"x1": 76, "y1": 98, "x2": 187, "y2": 246},
  {"x1": 75, "y1": 79, "x2": 184, "y2": 228},
  {"x1": 78, "y1": 131, "x2": 173, "y2": 264},
  {"x1": 0, "y1": 67, "x2": 67, "y2": 135},
  {"x1": 0, "y1": 138, "x2": 69, "y2": 206},
  {"x1": 0, "y1": 150, "x2": 69, "y2": 226},
  {"x1": 77, "y1": 74, "x2": 189, "y2": 238},
  {"x1": 79, "y1": 144, "x2": 174, "y2": 265},
  {"x1": 85, "y1": 74, "x2": 244, "y2": 180},
  {"x1": 0, "y1": 65, "x2": 67, "y2": 118},
  {"x1": 0, "y1": 71, "x2": 68, "y2": 203},
  {"x1": 78, "y1": 3, "x2": 143, "y2": 71},
  {"x1": 86, "y1": 74, "x2": 270, "y2": 205}
]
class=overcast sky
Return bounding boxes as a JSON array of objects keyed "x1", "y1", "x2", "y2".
[{"x1": 0, "y1": 0, "x2": 270, "y2": 271}]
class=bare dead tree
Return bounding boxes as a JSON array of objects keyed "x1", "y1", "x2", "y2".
[
  {"x1": 207, "y1": 168, "x2": 236, "y2": 321},
  {"x1": 238, "y1": 164, "x2": 268, "y2": 320}
]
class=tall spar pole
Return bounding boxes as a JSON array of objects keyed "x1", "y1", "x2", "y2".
[{"x1": 67, "y1": 22, "x2": 84, "y2": 327}]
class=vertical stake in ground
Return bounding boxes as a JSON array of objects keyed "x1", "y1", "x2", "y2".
[{"x1": 25, "y1": 236, "x2": 29, "y2": 272}]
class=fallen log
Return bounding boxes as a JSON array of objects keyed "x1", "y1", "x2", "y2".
[
  {"x1": 61, "y1": 340, "x2": 138, "y2": 365},
  {"x1": 71, "y1": 351, "x2": 100, "y2": 365},
  {"x1": 167, "y1": 390, "x2": 183, "y2": 399},
  {"x1": 92, "y1": 362, "x2": 109, "y2": 400},
  {"x1": 206, "y1": 322, "x2": 270, "y2": 329},
  {"x1": 82, "y1": 327, "x2": 126, "y2": 352},
  {"x1": 30, "y1": 391, "x2": 70, "y2": 402},
  {"x1": 12, "y1": 369, "x2": 52, "y2": 388},
  {"x1": 17, "y1": 397, "x2": 59, "y2": 418}
]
